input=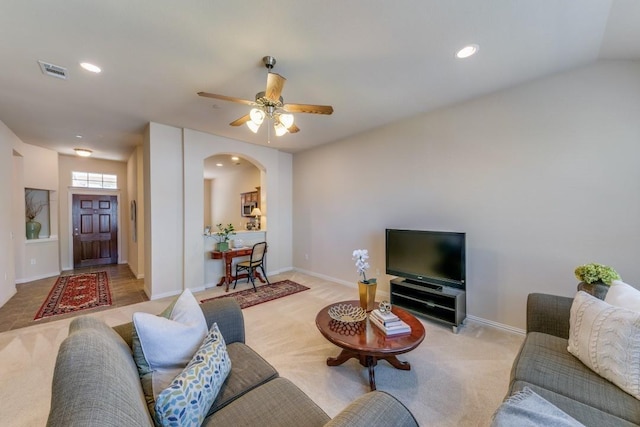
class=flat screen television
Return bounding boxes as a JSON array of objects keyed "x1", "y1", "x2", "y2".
[{"x1": 385, "y1": 229, "x2": 466, "y2": 290}]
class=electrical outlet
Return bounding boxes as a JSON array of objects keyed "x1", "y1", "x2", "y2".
[
  {"x1": 30, "y1": 258, "x2": 36, "y2": 265},
  {"x1": 376, "y1": 268, "x2": 380, "y2": 276},
  {"x1": 304, "y1": 254, "x2": 309, "y2": 260}
]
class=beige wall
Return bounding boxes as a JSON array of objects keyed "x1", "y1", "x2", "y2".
[
  {"x1": 210, "y1": 165, "x2": 261, "y2": 230},
  {"x1": 293, "y1": 60, "x2": 640, "y2": 330},
  {"x1": 127, "y1": 146, "x2": 144, "y2": 279},
  {"x1": 58, "y1": 155, "x2": 129, "y2": 270}
]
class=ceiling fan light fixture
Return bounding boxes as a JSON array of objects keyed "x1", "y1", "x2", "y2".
[
  {"x1": 279, "y1": 113, "x2": 294, "y2": 129},
  {"x1": 249, "y1": 108, "x2": 265, "y2": 125},
  {"x1": 274, "y1": 122, "x2": 288, "y2": 136},
  {"x1": 246, "y1": 120, "x2": 261, "y2": 133}
]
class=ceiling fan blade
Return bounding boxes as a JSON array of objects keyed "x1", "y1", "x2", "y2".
[
  {"x1": 288, "y1": 124, "x2": 300, "y2": 133},
  {"x1": 229, "y1": 114, "x2": 251, "y2": 126},
  {"x1": 198, "y1": 92, "x2": 255, "y2": 106},
  {"x1": 265, "y1": 73, "x2": 286, "y2": 102},
  {"x1": 282, "y1": 103, "x2": 334, "y2": 115}
]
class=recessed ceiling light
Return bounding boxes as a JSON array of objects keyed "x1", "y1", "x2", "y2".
[
  {"x1": 231, "y1": 156, "x2": 239, "y2": 161},
  {"x1": 216, "y1": 163, "x2": 224, "y2": 167},
  {"x1": 75, "y1": 135, "x2": 83, "y2": 139},
  {"x1": 80, "y1": 62, "x2": 101, "y2": 73},
  {"x1": 74, "y1": 148, "x2": 92, "y2": 157},
  {"x1": 456, "y1": 44, "x2": 479, "y2": 59}
]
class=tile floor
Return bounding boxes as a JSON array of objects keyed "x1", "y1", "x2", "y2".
[{"x1": 0, "y1": 264, "x2": 147, "y2": 332}]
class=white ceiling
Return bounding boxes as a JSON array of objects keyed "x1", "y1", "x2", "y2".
[{"x1": 1, "y1": 0, "x2": 638, "y2": 161}]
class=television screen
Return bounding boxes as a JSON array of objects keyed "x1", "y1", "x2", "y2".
[{"x1": 385, "y1": 229, "x2": 466, "y2": 289}]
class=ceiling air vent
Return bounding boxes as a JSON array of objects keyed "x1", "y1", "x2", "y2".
[{"x1": 38, "y1": 60, "x2": 68, "y2": 80}]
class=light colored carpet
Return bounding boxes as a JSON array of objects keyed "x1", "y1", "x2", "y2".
[{"x1": 0, "y1": 271, "x2": 523, "y2": 427}]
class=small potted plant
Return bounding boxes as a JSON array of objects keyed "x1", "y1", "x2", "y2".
[
  {"x1": 574, "y1": 262, "x2": 621, "y2": 299},
  {"x1": 353, "y1": 249, "x2": 377, "y2": 311},
  {"x1": 214, "y1": 223, "x2": 236, "y2": 251}
]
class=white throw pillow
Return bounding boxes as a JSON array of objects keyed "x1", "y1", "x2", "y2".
[
  {"x1": 133, "y1": 289, "x2": 208, "y2": 371},
  {"x1": 605, "y1": 280, "x2": 640, "y2": 313},
  {"x1": 568, "y1": 291, "x2": 640, "y2": 400}
]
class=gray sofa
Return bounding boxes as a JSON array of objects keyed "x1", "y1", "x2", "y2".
[
  {"x1": 507, "y1": 293, "x2": 640, "y2": 426},
  {"x1": 47, "y1": 298, "x2": 418, "y2": 427}
]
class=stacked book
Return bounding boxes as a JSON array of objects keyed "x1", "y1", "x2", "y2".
[{"x1": 369, "y1": 309, "x2": 411, "y2": 336}]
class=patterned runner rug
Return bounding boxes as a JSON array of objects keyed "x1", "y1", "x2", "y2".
[
  {"x1": 200, "y1": 279, "x2": 309, "y2": 309},
  {"x1": 34, "y1": 271, "x2": 112, "y2": 320}
]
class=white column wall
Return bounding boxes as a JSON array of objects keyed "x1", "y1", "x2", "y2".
[
  {"x1": 182, "y1": 128, "x2": 293, "y2": 293},
  {"x1": 145, "y1": 123, "x2": 184, "y2": 299}
]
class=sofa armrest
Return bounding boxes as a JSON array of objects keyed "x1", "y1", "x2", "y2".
[
  {"x1": 113, "y1": 297, "x2": 245, "y2": 348},
  {"x1": 200, "y1": 298, "x2": 245, "y2": 344},
  {"x1": 526, "y1": 293, "x2": 573, "y2": 339},
  {"x1": 323, "y1": 391, "x2": 418, "y2": 427}
]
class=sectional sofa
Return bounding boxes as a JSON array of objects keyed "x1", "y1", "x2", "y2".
[
  {"x1": 46, "y1": 298, "x2": 418, "y2": 427},
  {"x1": 506, "y1": 293, "x2": 639, "y2": 426}
]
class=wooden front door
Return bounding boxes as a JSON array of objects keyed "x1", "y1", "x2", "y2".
[{"x1": 73, "y1": 194, "x2": 118, "y2": 268}]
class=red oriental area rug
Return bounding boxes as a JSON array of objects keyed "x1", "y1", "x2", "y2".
[
  {"x1": 201, "y1": 280, "x2": 309, "y2": 309},
  {"x1": 34, "y1": 271, "x2": 112, "y2": 320}
]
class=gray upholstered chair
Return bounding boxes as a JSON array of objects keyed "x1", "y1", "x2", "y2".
[{"x1": 234, "y1": 242, "x2": 269, "y2": 292}]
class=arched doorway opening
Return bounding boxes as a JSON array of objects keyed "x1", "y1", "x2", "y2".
[{"x1": 202, "y1": 153, "x2": 267, "y2": 287}]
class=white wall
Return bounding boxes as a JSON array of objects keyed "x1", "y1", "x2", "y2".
[
  {"x1": 144, "y1": 123, "x2": 184, "y2": 299},
  {"x1": 9, "y1": 135, "x2": 60, "y2": 284},
  {"x1": 0, "y1": 121, "x2": 18, "y2": 306},
  {"x1": 293, "y1": 60, "x2": 640, "y2": 330}
]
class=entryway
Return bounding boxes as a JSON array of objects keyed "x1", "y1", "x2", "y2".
[{"x1": 72, "y1": 194, "x2": 118, "y2": 268}]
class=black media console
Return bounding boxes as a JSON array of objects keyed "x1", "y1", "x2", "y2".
[{"x1": 390, "y1": 277, "x2": 466, "y2": 333}]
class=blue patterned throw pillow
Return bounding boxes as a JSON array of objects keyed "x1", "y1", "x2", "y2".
[{"x1": 154, "y1": 323, "x2": 232, "y2": 427}]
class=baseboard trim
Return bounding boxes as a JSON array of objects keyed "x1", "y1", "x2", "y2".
[
  {"x1": 466, "y1": 315, "x2": 525, "y2": 335},
  {"x1": 0, "y1": 288, "x2": 17, "y2": 307},
  {"x1": 292, "y1": 268, "x2": 390, "y2": 299},
  {"x1": 15, "y1": 271, "x2": 61, "y2": 284},
  {"x1": 293, "y1": 268, "x2": 522, "y2": 334}
]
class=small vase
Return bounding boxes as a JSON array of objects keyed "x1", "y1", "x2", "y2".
[
  {"x1": 358, "y1": 279, "x2": 377, "y2": 312},
  {"x1": 26, "y1": 220, "x2": 41, "y2": 240},
  {"x1": 577, "y1": 281, "x2": 609, "y2": 300},
  {"x1": 217, "y1": 241, "x2": 229, "y2": 251}
]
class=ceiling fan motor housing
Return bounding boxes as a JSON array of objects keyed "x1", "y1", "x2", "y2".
[{"x1": 263, "y1": 56, "x2": 276, "y2": 70}]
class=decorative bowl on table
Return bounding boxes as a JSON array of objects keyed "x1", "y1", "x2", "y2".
[{"x1": 328, "y1": 303, "x2": 367, "y2": 323}]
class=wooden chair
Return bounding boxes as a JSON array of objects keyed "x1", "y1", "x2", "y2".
[{"x1": 234, "y1": 242, "x2": 270, "y2": 292}]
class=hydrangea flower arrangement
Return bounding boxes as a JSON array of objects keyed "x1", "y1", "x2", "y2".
[
  {"x1": 353, "y1": 249, "x2": 376, "y2": 284},
  {"x1": 574, "y1": 263, "x2": 621, "y2": 285}
]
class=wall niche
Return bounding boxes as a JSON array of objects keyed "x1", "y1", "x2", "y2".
[{"x1": 25, "y1": 188, "x2": 50, "y2": 239}]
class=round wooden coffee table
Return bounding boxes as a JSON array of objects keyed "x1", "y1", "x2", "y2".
[{"x1": 315, "y1": 300, "x2": 425, "y2": 391}]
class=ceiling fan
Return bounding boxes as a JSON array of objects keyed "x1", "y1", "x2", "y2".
[{"x1": 198, "y1": 56, "x2": 333, "y2": 137}]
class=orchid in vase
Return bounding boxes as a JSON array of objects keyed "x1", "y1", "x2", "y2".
[
  {"x1": 353, "y1": 249, "x2": 376, "y2": 284},
  {"x1": 353, "y1": 249, "x2": 377, "y2": 311}
]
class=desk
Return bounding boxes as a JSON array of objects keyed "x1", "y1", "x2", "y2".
[{"x1": 211, "y1": 247, "x2": 266, "y2": 292}]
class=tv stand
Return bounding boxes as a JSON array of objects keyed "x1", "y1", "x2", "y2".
[
  {"x1": 390, "y1": 278, "x2": 466, "y2": 333},
  {"x1": 404, "y1": 279, "x2": 442, "y2": 292}
]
